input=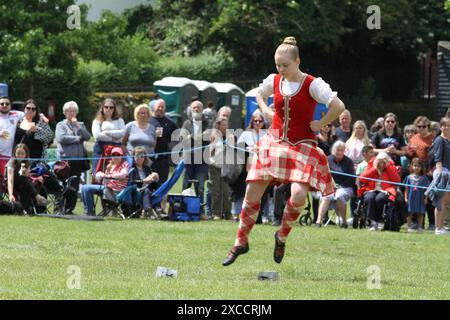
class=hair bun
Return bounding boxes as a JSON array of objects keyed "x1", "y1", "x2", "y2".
[{"x1": 283, "y1": 36, "x2": 297, "y2": 46}]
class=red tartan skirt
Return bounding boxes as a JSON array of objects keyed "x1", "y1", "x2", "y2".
[{"x1": 246, "y1": 135, "x2": 335, "y2": 196}]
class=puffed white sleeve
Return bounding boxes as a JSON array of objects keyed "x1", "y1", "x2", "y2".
[
  {"x1": 309, "y1": 77, "x2": 337, "y2": 106},
  {"x1": 257, "y1": 74, "x2": 276, "y2": 99}
]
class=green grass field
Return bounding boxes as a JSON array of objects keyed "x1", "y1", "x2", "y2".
[{"x1": 0, "y1": 214, "x2": 448, "y2": 300}]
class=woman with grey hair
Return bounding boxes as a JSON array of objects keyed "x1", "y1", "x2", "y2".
[
  {"x1": 55, "y1": 101, "x2": 91, "y2": 214},
  {"x1": 315, "y1": 140, "x2": 355, "y2": 227}
]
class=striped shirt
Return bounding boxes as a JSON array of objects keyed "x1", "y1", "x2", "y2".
[{"x1": 104, "y1": 161, "x2": 129, "y2": 191}]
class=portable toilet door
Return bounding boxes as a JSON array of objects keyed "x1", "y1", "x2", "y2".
[
  {"x1": 0, "y1": 83, "x2": 8, "y2": 97},
  {"x1": 191, "y1": 80, "x2": 218, "y2": 108},
  {"x1": 153, "y1": 77, "x2": 198, "y2": 126},
  {"x1": 212, "y1": 82, "x2": 244, "y2": 129}
]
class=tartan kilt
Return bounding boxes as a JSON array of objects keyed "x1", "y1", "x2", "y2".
[{"x1": 246, "y1": 135, "x2": 335, "y2": 196}]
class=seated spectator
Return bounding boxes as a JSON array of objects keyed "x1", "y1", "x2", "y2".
[
  {"x1": 81, "y1": 147, "x2": 129, "y2": 215},
  {"x1": 316, "y1": 141, "x2": 355, "y2": 228},
  {"x1": 128, "y1": 146, "x2": 159, "y2": 217},
  {"x1": 359, "y1": 152, "x2": 401, "y2": 231},
  {"x1": 7, "y1": 144, "x2": 47, "y2": 214}
]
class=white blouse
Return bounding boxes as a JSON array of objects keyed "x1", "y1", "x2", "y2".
[
  {"x1": 257, "y1": 73, "x2": 337, "y2": 106},
  {"x1": 92, "y1": 118, "x2": 125, "y2": 143},
  {"x1": 237, "y1": 129, "x2": 268, "y2": 148}
]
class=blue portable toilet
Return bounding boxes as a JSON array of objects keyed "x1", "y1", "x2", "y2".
[
  {"x1": 0, "y1": 83, "x2": 8, "y2": 97},
  {"x1": 212, "y1": 82, "x2": 244, "y2": 129}
]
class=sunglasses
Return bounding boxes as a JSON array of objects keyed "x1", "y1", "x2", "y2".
[
  {"x1": 112, "y1": 153, "x2": 122, "y2": 157},
  {"x1": 253, "y1": 120, "x2": 263, "y2": 123},
  {"x1": 386, "y1": 120, "x2": 396, "y2": 124},
  {"x1": 417, "y1": 125, "x2": 428, "y2": 129},
  {"x1": 103, "y1": 106, "x2": 114, "y2": 110},
  {"x1": 25, "y1": 106, "x2": 37, "y2": 111},
  {"x1": 0, "y1": 102, "x2": 10, "y2": 106}
]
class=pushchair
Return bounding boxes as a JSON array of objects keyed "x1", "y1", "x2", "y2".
[{"x1": 117, "y1": 159, "x2": 185, "y2": 219}]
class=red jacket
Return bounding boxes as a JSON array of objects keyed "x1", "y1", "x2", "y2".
[{"x1": 358, "y1": 158, "x2": 400, "y2": 201}]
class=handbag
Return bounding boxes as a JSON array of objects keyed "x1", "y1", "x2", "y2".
[
  {"x1": 34, "y1": 120, "x2": 54, "y2": 146},
  {"x1": 53, "y1": 161, "x2": 71, "y2": 180}
]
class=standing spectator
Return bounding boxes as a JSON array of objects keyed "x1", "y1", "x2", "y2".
[
  {"x1": 335, "y1": 110, "x2": 352, "y2": 142},
  {"x1": 401, "y1": 124, "x2": 417, "y2": 171},
  {"x1": 371, "y1": 112, "x2": 407, "y2": 166},
  {"x1": 369, "y1": 117, "x2": 384, "y2": 139},
  {"x1": 55, "y1": 101, "x2": 91, "y2": 215},
  {"x1": 217, "y1": 106, "x2": 232, "y2": 120},
  {"x1": 150, "y1": 99, "x2": 178, "y2": 186},
  {"x1": 91, "y1": 98, "x2": 125, "y2": 174},
  {"x1": 317, "y1": 123, "x2": 337, "y2": 156},
  {"x1": 123, "y1": 104, "x2": 156, "y2": 156},
  {"x1": 236, "y1": 111, "x2": 272, "y2": 224},
  {"x1": 407, "y1": 116, "x2": 435, "y2": 229},
  {"x1": 404, "y1": 158, "x2": 429, "y2": 233},
  {"x1": 209, "y1": 117, "x2": 233, "y2": 220},
  {"x1": 407, "y1": 117, "x2": 433, "y2": 166},
  {"x1": 231, "y1": 112, "x2": 267, "y2": 222},
  {"x1": 14, "y1": 99, "x2": 53, "y2": 160},
  {"x1": 345, "y1": 120, "x2": 370, "y2": 170},
  {"x1": 359, "y1": 152, "x2": 401, "y2": 231},
  {"x1": 181, "y1": 100, "x2": 210, "y2": 215},
  {"x1": 430, "y1": 121, "x2": 440, "y2": 138},
  {"x1": 316, "y1": 141, "x2": 355, "y2": 227},
  {"x1": 203, "y1": 100, "x2": 217, "y2": 129},
  {"x1": 425, "y1": 117, "x2": 450, "y2": 235},
  {"x1": 356, "y1": 145, "x2": 375, "y2": 178},
  {"x1": 0, "y1": 96, "x2": 23, "y2": 180}
]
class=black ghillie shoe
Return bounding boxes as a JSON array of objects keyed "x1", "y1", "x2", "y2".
[
  {"x1": 222, "y1": 244, "x2": 249, "y2": 266},
  {"x1": 273, "y1": 231, "x2": 286, "y2": 264}
]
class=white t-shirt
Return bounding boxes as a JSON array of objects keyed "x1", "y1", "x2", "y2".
[
  {"x1": 257, "y1": 73, "x2": 337, "y2": 106},
  {"x1": 92, "y1": 118, "x2": 125, "y2": 143},
  {"x1": 0, "y1": 111, "x2": 24, "y2": 156},
  {"x1": 237, "y1": 129, "x2": 268, "y2": 148}
]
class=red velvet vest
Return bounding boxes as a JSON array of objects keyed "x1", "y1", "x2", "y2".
[{"x1": 269, "y1": 74, "x2": 318, "y2": 145}]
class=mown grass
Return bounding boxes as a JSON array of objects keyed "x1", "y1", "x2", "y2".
[{"x1": 0, "y1": 215, "x2": 448, "y2": 300}]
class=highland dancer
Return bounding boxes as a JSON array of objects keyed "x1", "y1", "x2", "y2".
[{"x1": 223, "y1": 36, "x2": 346, "y2": 266}]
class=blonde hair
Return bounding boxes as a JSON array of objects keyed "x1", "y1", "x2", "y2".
[
  {"x1": 276, "y1": 36, "x2": 299, "y2": 60},
  {"x1": 134, "y1": 104, "x2": 151, "y2": 121},
  {"x1": 346, "y1": 120, "x2": 370, "y2": 148}
]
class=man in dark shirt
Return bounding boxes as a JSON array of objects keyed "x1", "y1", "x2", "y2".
[{"x1": 150, "y1": 99, "x2": 178, "y2": 186}]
